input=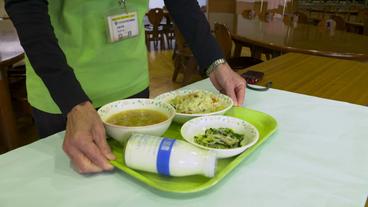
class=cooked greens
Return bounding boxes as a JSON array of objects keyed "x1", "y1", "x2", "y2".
[{"x1": 194, "y1": 128, "x2": 247, "y2": 149}]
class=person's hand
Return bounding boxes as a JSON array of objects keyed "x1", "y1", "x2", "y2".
[
  {"x1": 209, "y1": 63, "x2": 246, "y2": 106},
  {"x1": 63, "y1": 101, "x2": 116, "y2": 173}
]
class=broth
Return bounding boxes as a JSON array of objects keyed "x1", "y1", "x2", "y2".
[{"x1": 107, "y1": 109, "x2": 168, "y2": 127}]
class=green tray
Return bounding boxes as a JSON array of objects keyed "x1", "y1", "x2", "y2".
[{"x1": 109, "y1": 107, "x2": 278, "y2": 193}]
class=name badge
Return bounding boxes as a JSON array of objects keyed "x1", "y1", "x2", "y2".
[{"x1": 107, "y1": 12, "x2": 139, "y2": 43}]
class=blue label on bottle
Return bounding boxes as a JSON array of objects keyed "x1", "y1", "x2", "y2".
[{"x1": 156, "y1": 138, "x2": 176, "y2": 176}]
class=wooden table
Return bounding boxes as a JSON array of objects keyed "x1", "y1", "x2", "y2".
[
  {"x1": 247, "y1": 53, "x2": 368, "y2": 106},
  {"x1": 346, "y1": 21, "x2": 365, "y2": 34},
  {"x1": 0, "y1": 20, "x2": 24, "y2": 150},
  {"x1": 230, "y1": 15, "x2": 368, "y2": 61},
  {"x1": 306, "y1": 8, "x2": 359, "y2": 21}
]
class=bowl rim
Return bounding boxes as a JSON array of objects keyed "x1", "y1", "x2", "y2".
[
  {"x1": 97, "y1": 98, "x2": 176, "y2": 129},
  {"x1": 155, "y1": 89, "x2": 234, "y2": 116},
  {"x1": 180, "y1": 115, "x2": 260, "y2": 152}
]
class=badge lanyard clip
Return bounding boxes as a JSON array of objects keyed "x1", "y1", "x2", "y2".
[{"x1": 119, "y1": 0, "x2": 128, "y2": 13}]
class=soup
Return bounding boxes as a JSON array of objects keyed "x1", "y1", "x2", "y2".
[{"x1": 107, "y1": 109, "x2": 168, "y2": 127}]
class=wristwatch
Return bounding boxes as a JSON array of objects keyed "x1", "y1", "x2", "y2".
[{"x1": 206, "y1": 58, "x2": 227, "y2": 76}]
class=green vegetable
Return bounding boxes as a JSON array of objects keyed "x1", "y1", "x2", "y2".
[{"x1": 194, "y1": 128, "x2": 246, "y2": 149}]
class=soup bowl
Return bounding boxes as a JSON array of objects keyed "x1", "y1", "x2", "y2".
[{"x1": 97, "y1": 98, "x2": 176, "y2": 143}]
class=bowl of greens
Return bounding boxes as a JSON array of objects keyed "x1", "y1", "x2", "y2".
[{"x1": 181, "y1": 115, "x2": 259, "y2": 158}]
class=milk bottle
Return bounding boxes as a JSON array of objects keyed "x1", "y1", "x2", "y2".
[{"x1": 125, "y1": 134, "x2": 217, "y2": 177}]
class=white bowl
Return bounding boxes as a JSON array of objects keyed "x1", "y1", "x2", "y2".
[
  {"x1": 155, "y1": 89, "x2": 233, "y2": 124},
  {"x1": 181, "y1": 115, "x2": 259, "y2": 158},
  {"x1": 97, "y1": 99, "x2": 175, "y2": 143}
]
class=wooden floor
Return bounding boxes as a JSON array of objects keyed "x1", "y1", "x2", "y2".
[
  {"x1": 0, "y1": 50, "x2": 203, "y2": 154},
  {"x1": 148, "y1": 50, "x2": 203, "y2": 97}
]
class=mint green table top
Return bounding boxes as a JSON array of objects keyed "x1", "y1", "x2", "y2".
[{"x1": 1, "y1": 79, "x2": 368, "y2": 207}]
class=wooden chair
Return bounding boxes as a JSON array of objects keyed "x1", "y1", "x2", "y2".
[
  {"x1": 200, "y1": 6, "x2": 207, "y2": 13},
  {"x1": 361, "y1": 9, "x2": 368, "y2": 35},
  {"x1": 317, "y1": 18, "x2": 334, "y2": 29},
  {"x1": 145, "y1": 8, "x2": 165, "y2": 51},
  {"x1": 330, "y1": 15, "x2": 346, "y2": 31},
  {"x1": 7, "y1": 64, "x2": 32, "y2": 119},
  {"x1": 283, "y1": 14, "x2": 292, "y2": 25},
  {"x1": 357, "y1": 8, "x2": 368, "y2": 22},
  {"x1": 259, "y1": 10, "x2": 276, "y2": 22},
  {"x1": 293, "y1": 11, "x2": 309, "y2": 24},
  {"x1": 253, "y1": 1, "x2": 268, "y2": 19},
  {"x1": 171, "y1": 25, "x2": 199, "y2": 85},
  {"x1": 162, "y1": 12, "x2": 175, "y2": 50},
  {"x1": 242, "y1": 9, "x2": 257, "y2": 20},
  {"x1": 214, "y1": 23, "x2": 263, "y2": 70}
]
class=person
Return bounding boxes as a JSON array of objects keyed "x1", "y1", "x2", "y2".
[{"x1": 5, "y1": 0, "x2": 246, "y2": 173}]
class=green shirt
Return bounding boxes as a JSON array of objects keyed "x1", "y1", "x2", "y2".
[{"x1": 26, "y1": 0, "x2": 149, "y2": 114}]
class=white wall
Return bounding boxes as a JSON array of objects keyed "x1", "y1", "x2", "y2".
[{"x1": 149, "y1": 0, "x2": 207, "y2": 8}]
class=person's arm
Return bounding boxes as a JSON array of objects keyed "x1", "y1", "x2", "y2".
[
  {"x1": 5, "y1": 0, "x2": 115, "y2": 173},
  {"x1": 164, "y1": 0, "x2": 247, "y2": 106},
  {"x1": 5, "y1": 0, "x2": 89, "y2": 115}
]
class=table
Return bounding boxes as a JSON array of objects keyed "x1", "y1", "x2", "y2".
[
  {"x1": 0, "y1": 20, "x2": 24, "y2": 150},
  {"x1": 0, "y1": 78, "x2": 368, "y2": 206},
  {"x1": 306, "y1": 8, "x2": 359, "y2": 21},
  {"x1": 346, "y1": 21, "x2": 365, "y2": 34},
  {"x1": 230, "y1": 15, "x2": 368, "y2": 61},
  {"x1": 247, "y1": 53, "x2": 368, "y2": 106}
]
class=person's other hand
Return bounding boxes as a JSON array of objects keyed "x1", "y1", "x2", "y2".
[
  {"x1": 209, "y1": 63, "x2": 246, "y2": 106},
  {"x1": 63, "y1": 101, "x2": 116, "y2": 173}
]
